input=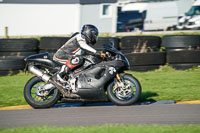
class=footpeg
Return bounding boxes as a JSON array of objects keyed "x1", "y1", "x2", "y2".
[{"x1": 49, "y1": 79, "x2": 79, "y2": 99}]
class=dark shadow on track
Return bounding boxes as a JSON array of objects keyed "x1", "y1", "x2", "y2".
[
  {"x1": 139, "y1": 91, "x2": 158, "y2": 102},
  {"x1": 52, "y1": 93, "x2": 175, "y2": 109}
]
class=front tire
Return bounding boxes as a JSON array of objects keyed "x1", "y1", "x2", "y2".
[
  {"x1": 24, "y1": 76, "x2": 60, "y2": 109},
  {"x1": 107, "y1": 73, "x2": 141, "y2": 106}
]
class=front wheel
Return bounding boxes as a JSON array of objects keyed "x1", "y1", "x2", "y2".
[
  {"x1": 24, "y1": 76, "x2": 60, "y2": 109},
  {"x1": 107, "y1": 73, "x2": 141, "y2": 106}
]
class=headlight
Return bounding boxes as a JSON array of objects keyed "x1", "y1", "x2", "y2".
[{"x1": 195, "y1": 20, "x2": 200, "y2": 24}]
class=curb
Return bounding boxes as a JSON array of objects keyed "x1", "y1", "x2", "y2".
[
  {"x1": 176, "y1": 100, "x2": 200, "y2": 104},
  {"x1": 0, "y1": 105, "x2": 32, "y2": 110},
  {"x1": 0, "y1": 100, "x2": 200, "y2": 110}
]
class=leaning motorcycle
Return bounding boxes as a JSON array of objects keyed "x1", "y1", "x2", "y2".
[{"x1": 24, "y1": 40, "x2": 142, "y2": 109}]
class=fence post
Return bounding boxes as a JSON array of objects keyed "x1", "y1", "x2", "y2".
[{"x1": 5, "y1": 26, "x2": 9, "y2": 39}]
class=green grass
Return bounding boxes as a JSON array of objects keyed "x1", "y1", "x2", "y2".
[
  {"x1": 129, "y1": 66, "x2": 200, "y2": 102},
  {"x1": 0, "y1": 72, "x2": 33, "y2": 107},
  {"x1": 1, "y1": 125, "x2": 200, "y2": 133},
  {"x1": 0, "y1": 66, "x2": 200, "y2": 107}
]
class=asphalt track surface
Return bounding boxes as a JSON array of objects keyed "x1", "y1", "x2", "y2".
[{"x1": 0, "y1": 104, "x2": 200, "y2": 128}]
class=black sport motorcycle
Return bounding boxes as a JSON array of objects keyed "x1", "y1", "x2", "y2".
[{"x1": 24, "y1": 40, "x2": 142, "y2": 109}]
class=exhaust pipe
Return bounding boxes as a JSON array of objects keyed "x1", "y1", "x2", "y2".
[
  {"x1": 28, "y1": 65, "x2": 66, "y2": 95},
  {"x1": 28, "y1": 65, "x2": 51, "y2": 83},
  {"x1": 28, "y1": 65, "x2": 80, "y2": 98}
]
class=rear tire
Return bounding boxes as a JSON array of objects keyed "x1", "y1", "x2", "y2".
[
  {"x1": 107, "y1": 73, "x2": 141, "y2": 106},
  {"x1": 24, "y1": 76, "x2": 60, "y2": 109}
]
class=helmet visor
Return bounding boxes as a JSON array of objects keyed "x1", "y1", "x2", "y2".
[{"x1": 95, "y1": 35, "x2": 98, "y2": 42}]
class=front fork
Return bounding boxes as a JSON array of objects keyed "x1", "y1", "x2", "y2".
[
  {"x1": 113, "y1": 73, "x2": 124, "y2": 92},
  {"x1": 116, "y1": 73, "x2": 122, "y2": 82},
  {"x1": 114, "y1": 73, "x2": 132, "y2": 96}
]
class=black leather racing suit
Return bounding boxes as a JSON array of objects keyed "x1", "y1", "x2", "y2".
[
  {"x1": 52, "y1": 33, "x2": 101, "y2": 82},
  {"x1": 53, "y1": 33, "x2": 99, "y2": 70}
]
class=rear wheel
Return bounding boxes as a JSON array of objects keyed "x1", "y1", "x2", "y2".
[
  {"x1": 24, "y1": 76, "x2": 60, "y2": 109},
  {"x1": 107, "y1": 73, "x2": 141, "y2": 106}
]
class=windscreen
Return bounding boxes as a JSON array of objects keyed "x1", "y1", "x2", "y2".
[{"x1": 186, "y1": 6, "x2": 200, "y2": 16}]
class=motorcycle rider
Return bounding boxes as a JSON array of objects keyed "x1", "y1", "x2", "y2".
[{"x1": 53, "y1": 24, "x2": 106, "y2": 83}]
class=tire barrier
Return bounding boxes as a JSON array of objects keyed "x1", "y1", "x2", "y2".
[
  {"x1": 162, "y1": 35, "x2": 200, "y2": 51},
  {"x1": 0, "y1": 39, "x2": 38, "y2": 52},
  {"x1": 39, "y1": 37, "x2": 70, "y2": 59},
  {"x1": 0, "y1": 35, "x2": 199, "y2": 75},
  {"x1": 39, "y1": 37, "x2": 70, "y2": 50},
  {"x1": 0, "y1": 38, "x2": 39, "y2": 76},
  {"x1": 120, "y1": 36, "x2": 161, "y2": 53},
  {"x1": 0, "y1": 56, "x2": 25, "y2": 70},
  {"x1": 125, "y1": 52, "x2": 166, "y2": 72},
  {"x1": 0, "y1": 56, "x2": 25, "y2": 76},
  {"x1": 167, "y1": 50, "x2": 200, "y2": 70},
  {"x1": 0, "y1": 70, "x2": 21, "y2": 76},
  {"x1": 0, "y1": 52, "x2": 37, "y2": 56}
]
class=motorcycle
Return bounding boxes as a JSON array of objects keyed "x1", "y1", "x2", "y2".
[{"x1": 24, "y1": 39, "x2": 142, "y2": 109}]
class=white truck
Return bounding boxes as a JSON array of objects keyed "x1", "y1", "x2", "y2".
[
  {"x1": 121, "y1": 0, "x2": 194, "y2": 31},
  {"x1": 177, "y1": 0, "x2": 200, "y2": 30}
]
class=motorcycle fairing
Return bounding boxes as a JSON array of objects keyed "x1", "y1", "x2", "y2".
[
  {"x1": 24, "y1": 53, "x2": 59, "y2": 68},
  {"x1": 104, "y1": 44, "x2": 130, "y2": 70},
  {"x1": 78, "y1": 60, "x2": 124, "y2": 89},
  {"x1": 76, "y1": 60, "x2": 124, "y2": 99}
]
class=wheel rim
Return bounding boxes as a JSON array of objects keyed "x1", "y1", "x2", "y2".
[
  {"x1": 110, "y1": 77, "x2": 138, "y2": 101},
  {"x1": 29, "y1": 79, "x2": 57, "y2": 103}
]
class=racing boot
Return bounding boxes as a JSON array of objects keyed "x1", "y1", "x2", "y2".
[{"x1": 52, "y1": 65, "x2": 70, "y2": 84}]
